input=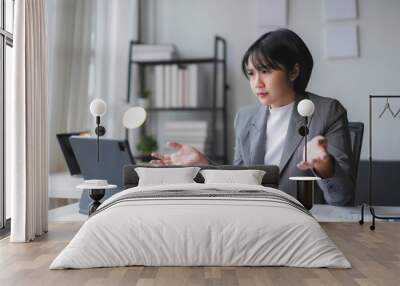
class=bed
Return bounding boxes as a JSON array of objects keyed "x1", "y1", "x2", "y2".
[{"x1": 50, "y1": 165, "x2": 350, "y2": 269}]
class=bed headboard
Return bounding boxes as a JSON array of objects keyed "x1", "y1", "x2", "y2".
[{"x1": 123, "y1": 165, "x2": 280, "y2": 189}]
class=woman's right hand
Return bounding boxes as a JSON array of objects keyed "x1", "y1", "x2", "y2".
[{"x1": 150, "y1": 141, "x2": 209, "y2": 166}]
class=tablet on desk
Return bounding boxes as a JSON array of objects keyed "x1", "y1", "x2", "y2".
[{"x1": 69, "y1": 136, "x2": 135, "y2": 187}]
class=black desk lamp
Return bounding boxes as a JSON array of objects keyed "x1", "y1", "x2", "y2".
[
  {"x1": 83, "y1": 100, "x2": 147, "y2": 215},
  {"x1": 289, "y1": 99, "x2": 320, "y2": 210},
  {"x1": 89, "y1": 98, "x2": 107, "y2": 162},
  {"x1": 297, "y1": 99, "x2": 315, "y2": 162}
]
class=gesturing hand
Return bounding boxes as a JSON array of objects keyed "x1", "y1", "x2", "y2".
[
  {"x1": 296, "y1": 135, "x2": 334, "y2": 178},
  {"x1": 150, "y1": 141, "x2": 209, "y2": 166}
]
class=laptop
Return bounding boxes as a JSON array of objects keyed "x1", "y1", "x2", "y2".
[
  {"x1": 69, "y1": 136, "x2": 136, "y2": 214},
  {"x1": 56, "y1": 132, "x2": 90, "y2": 175}
]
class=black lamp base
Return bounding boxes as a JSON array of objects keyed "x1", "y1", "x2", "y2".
[
  {"x1": 88, "y1": 189, "x2": 105, "y2": 215},
  {"x1": 289, "y1": 176, "x2": 321, "y2": 210},
  {"x1": 296, "y1": 180, "x2": 314, "y2": 210}
]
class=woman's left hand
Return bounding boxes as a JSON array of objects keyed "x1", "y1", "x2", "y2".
[{"x1": 296, "y1": 135, "x2": 334, "y2": 178}]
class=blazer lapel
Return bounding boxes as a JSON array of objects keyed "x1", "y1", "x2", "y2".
[
  {"x1": 250, "y1": 105, "x2": 268, "y2": 164},
  {"x1": 240, "y1": 105, "x2": 268, "y2": 165},
  {"x1": 279, "y1": 94, "x2": 313, "y2": 174}
]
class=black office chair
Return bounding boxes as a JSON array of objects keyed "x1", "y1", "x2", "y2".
[
  {"x1": 347, "y1": 122, "x2": 364, "y2": 206},
  {"x1": 314, "y1": 121, "x2": 364, "y2": 205}
]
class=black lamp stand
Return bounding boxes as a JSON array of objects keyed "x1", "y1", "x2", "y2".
[
  {"x1": 95, "y1": 116, "x2": 106, "y2": 162},
  {"x1": 298, "y1": 116, "x2": 309, "y2": 161},
  {"x1": 293, "y1": 116, "x2": 316, "y2": 210}
]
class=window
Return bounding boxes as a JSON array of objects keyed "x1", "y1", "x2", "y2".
[{"x1": 1, "y1": 0, "x2": 14, "y2": 231}]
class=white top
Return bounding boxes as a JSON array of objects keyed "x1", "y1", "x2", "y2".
[{"x1": 264, "y1": 102, "x2": 295, "y2": 166}]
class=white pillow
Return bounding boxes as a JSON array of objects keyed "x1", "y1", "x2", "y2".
[
  {"x1": 135, "y1": 167, "x2": 201, "y2": 186},
  {"x1": 200, "y1": 169, "x2": 266, "y2": 185}
]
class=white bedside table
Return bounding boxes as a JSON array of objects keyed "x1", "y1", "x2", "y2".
[{"x1": 77, "y1": 180, "x2": 117, "y2": 215}]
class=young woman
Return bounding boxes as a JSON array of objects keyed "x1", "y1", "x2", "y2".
[{"x1": 151, "y1": 29, "x2": 354, "y2": 206}]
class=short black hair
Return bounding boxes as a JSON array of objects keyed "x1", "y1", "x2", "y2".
[{"x1": 241, "y1": 28, "x2": 313, "y2": 93}]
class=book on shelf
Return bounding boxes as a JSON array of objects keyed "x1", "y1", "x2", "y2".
[
  {"x1": 163, "y1": 132, "x2": 208, "y2": 139},
  {"x1": 131, "y1": 44, "x2": 176, "y2": 105},
  {"x1": 154, "y1": 66, "x2": 164, "y2": 108},
  {"x1": 152, "y1": 64, "x2": 199, "y2": 108},
  {"x1": 171, "y1": 65, "x2": 179, "y2": 107},
  {"x1": 164, "y1": 66, "x2": 172, "y2": 108},
  {"x1": 182, "y1": 68, "x2": 189, "y2": 107},
  {"x1": 177, "y1": 68, "x2": 184, "y2": 107},
  {"x1": 164, "y1": 121, "x2": 208, "y2": 129},
  {"x1": 188, "y1": 65, "x2": 198, "y2": 108}
]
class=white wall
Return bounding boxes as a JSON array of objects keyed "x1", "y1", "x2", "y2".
[{"x1": 152, "y1": 0, "x2": 400, "y2": 162}]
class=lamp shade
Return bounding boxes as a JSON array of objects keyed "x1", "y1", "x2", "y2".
[
  {"x1": 297, "y1": 99, "x2": 315, "y2": 117},
  {"x1": 122, "y1": 107, "x2": 147, "y2": 129},
  {"x1": 90, "y1": 99, "x2": 107, "y2": 117}
]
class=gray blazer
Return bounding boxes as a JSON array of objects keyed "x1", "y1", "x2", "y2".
[{"x1": 233, "y1": 92, "x2": 354, "y2": 206}]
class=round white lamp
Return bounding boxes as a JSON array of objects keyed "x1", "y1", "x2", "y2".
[
  {"x1": 122, "y1": 106, "x2": 147, "y2": 146},
  {"x1": 89, "y1": 99, "x2": 108, "y2": 162},
  {"x1": 297, "y1": 99, "x2": 315, "y2": 117},
  {"x1": 90, "y1": 98, "x2": 107, "y2": 117},
  {"x1": 122, "y1": 107, "x2": 147, "y2": 129}
]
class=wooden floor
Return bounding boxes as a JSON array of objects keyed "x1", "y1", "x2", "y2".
[{"x1": 0, "y1": 222, "x2": 399, "y2": 286}]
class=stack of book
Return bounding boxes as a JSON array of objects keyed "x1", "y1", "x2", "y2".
[
  {"x1": 132, "y1": 44, "x2": 176, "y2": 61},
  {"x1": 164, "y1": 121, "x2": 209, "y2": 153},
  {"x1": 131, "y1": 44, "x2": 200, "y2": 108},
  {"x1": 154, "y1": 65, "x2": 199, "y2": 108},
  {"x1": 131, "y1": 44, "x2": 176, "y2": 101}
]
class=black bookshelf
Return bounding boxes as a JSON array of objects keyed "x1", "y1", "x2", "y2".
[
  {"x1": 132, "y1": 58, "x2": 224, "y2": 66},
  {"x1": 126, "y1": 36, "x2": 228, "y2": 164}
]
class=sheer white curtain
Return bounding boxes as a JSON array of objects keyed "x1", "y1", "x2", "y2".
[
  {"x1": 9, "y1": 0, "x2": 49, "y2": 242},
  {"x1": 47, "y1": 0, "x2": 95, "y2": 172}
]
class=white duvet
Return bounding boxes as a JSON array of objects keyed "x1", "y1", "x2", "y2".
[{"x1": 50, "y1": 183, "x2": 351, "y2": 269}]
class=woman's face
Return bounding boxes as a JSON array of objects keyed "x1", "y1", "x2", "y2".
[{"x1": 246, "y1": 60, "x2": 296, "y2": 107}]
